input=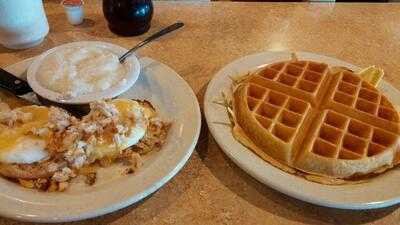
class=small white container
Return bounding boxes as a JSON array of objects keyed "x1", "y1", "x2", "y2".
[
  {"x1": 27, "y1": 41, "x2": 141, "y2": 105},
  {"x1": 62, "y1": 0, "x2": 84, "y2": 25}
]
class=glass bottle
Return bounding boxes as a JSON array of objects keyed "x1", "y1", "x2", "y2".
[{"x1": 103, "y1": 0, "x2": 153, "y2": 36}]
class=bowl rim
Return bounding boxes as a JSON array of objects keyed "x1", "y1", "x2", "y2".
[{"x1": 27, "y1": 41, "x2": 141, "y2": 105}]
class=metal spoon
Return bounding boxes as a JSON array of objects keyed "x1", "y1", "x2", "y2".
[{"x1": 119, "y1": 22, "x2": 185, "y2": 63}]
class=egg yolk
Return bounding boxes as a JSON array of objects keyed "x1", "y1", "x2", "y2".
[
  {"x1": 91, "y1": 99, "x2": 146, "y2": 159},
  {"x1": 0, "y1": 106, "x2": 50, "y2": 152}
]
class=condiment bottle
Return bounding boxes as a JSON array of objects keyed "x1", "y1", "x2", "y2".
[{"x1": 103, "y1": 0, "x2": 153, "y2": 36}]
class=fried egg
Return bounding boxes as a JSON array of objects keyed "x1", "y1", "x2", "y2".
[
  {"x1": 0, "y1": 99, "x2": 153, "y2": 166},
  {"x1": 0, "y1": 106, "x2": 51, "y2": 164},
  {"x1": 90, "y1": 99, "x2": 152, "y2": 160}
]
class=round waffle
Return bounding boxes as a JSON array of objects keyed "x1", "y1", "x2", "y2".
[{"x1": 233, "y1": 60, "x2": 400, "y2": 180}]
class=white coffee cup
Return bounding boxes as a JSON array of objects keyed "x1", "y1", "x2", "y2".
[{"x1": 0, "y1": 0, "x2": 49, "y2": 49}]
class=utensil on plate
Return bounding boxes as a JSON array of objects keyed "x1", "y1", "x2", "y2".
[
  {"x1": 119, "y1": 22, "x2": 184, "y2": 63},
  {"x1": 0, "y1": 68, "x2": 32, "y2": 96}
]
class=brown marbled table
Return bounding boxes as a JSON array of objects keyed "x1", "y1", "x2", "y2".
[{"x1": 1, "y1": 1, "x2": 400, "y2": 224}]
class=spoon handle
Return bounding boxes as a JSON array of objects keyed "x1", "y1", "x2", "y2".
[{"x1": 119, "y1": 22, "x2": 185, "y2": 63}]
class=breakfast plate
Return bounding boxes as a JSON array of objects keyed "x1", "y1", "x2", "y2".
[
  {"x1": 0, "y1": 56, "x2": 201, "y2": 222},
  {"x1": 204, "y1": 51, "x2": 400, "y2": 210}
]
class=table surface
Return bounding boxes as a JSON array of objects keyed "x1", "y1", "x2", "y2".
[{"x1": 1, "y1": 1, "x2": 400, "y2": 224}]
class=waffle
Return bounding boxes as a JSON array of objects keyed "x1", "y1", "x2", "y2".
[{"x1": 233, "y1": 60, "x2": 400, "y2": 180}]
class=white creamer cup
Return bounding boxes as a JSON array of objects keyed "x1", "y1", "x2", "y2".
[
  {"x1": 62, "y1": 1, "x2": 84, "y2": 25},
  {"x1": 0, "y1": 0, "x2": 49, "y2": 49},
  {"x1": 27, "y1": 41, "x2": 141, "y2": 105}
]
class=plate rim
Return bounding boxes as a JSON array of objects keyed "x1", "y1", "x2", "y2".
[
  {"x1": 0, "y1": 57, "x2": 201, "y2": 222},
  {"x1": 204, "y1": 50, "x2": 400, "y2": 210}
]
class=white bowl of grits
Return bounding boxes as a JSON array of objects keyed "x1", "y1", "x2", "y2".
[{"x1": 27, "y1": 41, "x2": 141, "y2": 104}]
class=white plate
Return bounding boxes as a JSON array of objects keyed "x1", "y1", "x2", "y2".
[
  {"x1": 0, "y1": 57, "x2": 201, "y2": 222},
  {"x1": 204, "y1": 51, "x2": 400, "y2": 210}
]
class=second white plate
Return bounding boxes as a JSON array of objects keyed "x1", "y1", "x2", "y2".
[{"x1": 204, "y1": 51, "x2": 400, "y2": 210}]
